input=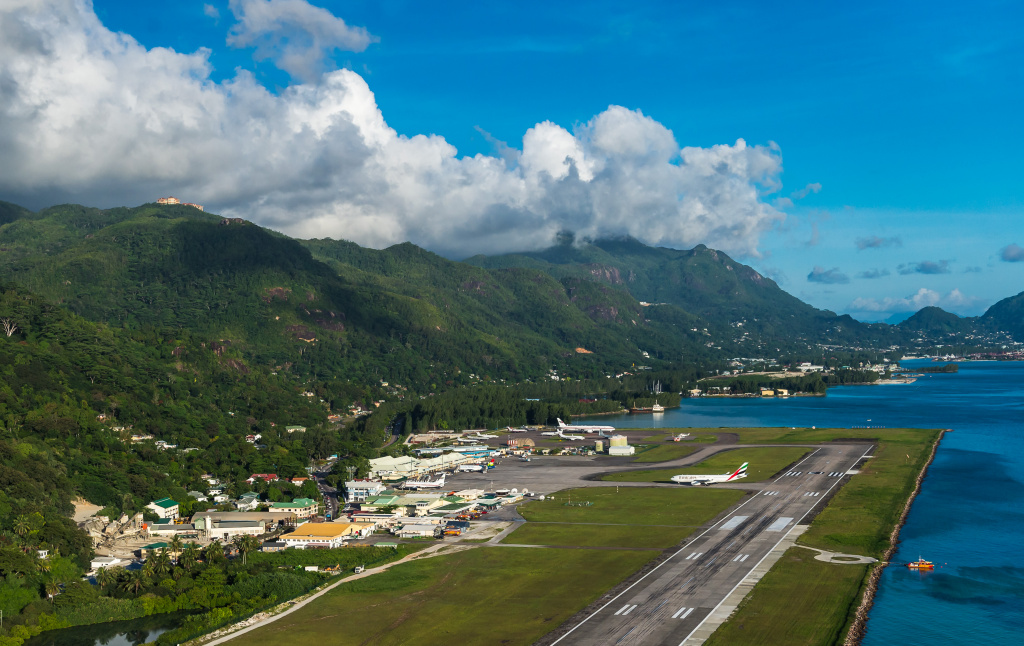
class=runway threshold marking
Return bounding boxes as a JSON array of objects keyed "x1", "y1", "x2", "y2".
[
  {"x1": 614, "y1": 604, "x2": 634, "y2": 616},
  {"x1": 685, "y1": 552, "x2": 703, "y2": 560}
]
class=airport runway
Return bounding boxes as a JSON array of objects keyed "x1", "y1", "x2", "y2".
[{"x1": 548, "y1": 443, "x2": 874, "y2": 646}]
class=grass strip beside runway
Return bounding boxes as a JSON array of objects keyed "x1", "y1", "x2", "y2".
[
  {"x1": 632, "y1": 443, "x2": 700, "y2": 462},
  {"x1": 234, "y1": 547, "x2": 658, "y2": 646},
  {"x1": 504, "y1": 523, "x2": 695, "y2": 549},
  {"x1": 508, "y1": 486, "x2": 743, "y2": 548},
  {"x1": 517, "y1": 486, "x2": 744, "y2": 525}
]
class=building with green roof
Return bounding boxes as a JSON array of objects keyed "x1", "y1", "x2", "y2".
[{"x1": 269, "y1": 497, "x2": 319, "y2": 519}]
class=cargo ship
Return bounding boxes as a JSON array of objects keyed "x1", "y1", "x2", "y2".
[{"x1": 907, "y1": 557, "x2": 934, "y2": 570}]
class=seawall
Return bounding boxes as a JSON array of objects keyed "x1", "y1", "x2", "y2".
[{"x1": 843, "y1": 428, "x2": 947, "y2": 646}]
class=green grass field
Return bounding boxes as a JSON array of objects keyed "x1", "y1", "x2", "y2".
[
  {"x1": 236, "y1": 547, "x2": 658, "y2": 646},
  {"x1": 517, "y1": 486, "x2": 744, "y2": 525},
  {"x1": 703, "y1": 548, "x2": 869, "y2": 646},
  {"x1": 502, "y1": 523, "x2": 691, "y2": 548},
  {"x1": 507, "y1": 486, "x2": 743, "y2": 548},
  {"x1": 632, "y1": 443, "x2": 699, "y2": 462},
  {"x1": 601, "y1": 446, "x2": 810, "y2": 483}
]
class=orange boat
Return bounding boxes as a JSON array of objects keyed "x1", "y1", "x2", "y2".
[{"x1": 907, "y1": 557, "x2": 935, "y2": 570}]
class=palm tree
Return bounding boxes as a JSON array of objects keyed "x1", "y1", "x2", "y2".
[
  {"x1": 122, "y1": 570, "x2": 146, "y2": 596},
  {"x1": 168, "y1": 535, "x2": 183, "y2": 561},
  {"x1": 204, "y1": 540, "x2": 224, "y2": 564},
  {"x1": 153, "y1": 548, "x2": 171, "y2": 576},
  {"x1": 232, "y1": 535, "x2": 259, "y2": 566},
  {"x1": 44, "y1": 577, "x2": 61, "y2": 603},
  {"x1": 13, "y1": 515, "x2": 30, "y2": 541},
  {"x1": 180, "y1": 544, "x2": 198, "y2": 571},
  {"x1": 96, "y1": 566, "x2": 119, "y2": 588}
]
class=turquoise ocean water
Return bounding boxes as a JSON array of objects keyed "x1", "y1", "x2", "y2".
[{"x1": 596, "y1": 359, "x2": 1024, "y2": 645}]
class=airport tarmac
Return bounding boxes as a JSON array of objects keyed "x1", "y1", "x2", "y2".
[
  {"x1": 542, "y1": 443, "x2": 874, "y2": 646},
  {"x1": 438, "y1": 442, "x2": 822, "y2": 494}
]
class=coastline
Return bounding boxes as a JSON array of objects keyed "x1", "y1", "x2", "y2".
[{"x1": 842, "y1": 429, "x2": 947, "y2": 646}]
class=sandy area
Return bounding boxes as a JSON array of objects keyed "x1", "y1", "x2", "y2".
[{"x1": 72, "y1": 498, "x2": 104, "y2": 523}]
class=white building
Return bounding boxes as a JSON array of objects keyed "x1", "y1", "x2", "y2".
[
  {"x1": 345, "y1": 480, "x2": 387, "y2": 502},
  {"x1": 146, "y1": 498, "x2": 179, "y2": 520}
]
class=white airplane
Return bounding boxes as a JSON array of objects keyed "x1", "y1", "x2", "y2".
[
  {"x1": 671, "y1": 463, "x2": 748, "y2": 486},
  {"x1": 672, "y1": 433, "x2": 691, "y2": 442},
  {"x1": 457, "y1": 464, "x2": 485, "y2": 473},
  {"x1": 471, "y1": 432, "x2": 499, "y2": 439},
  {"x1": 404, "y1": 474, "x2": 446, "y2": 489},
  {"x1": 557, "y1": 430, "x2": 586, "y2": 441},
  {"x1": 540, "y1": 430, "x2": 561, "y2": 436},
  {"x1": 556, "y1": 418, "x2": 615, "y2": 433},
  {"x1": 506, "y1": 426, "x2": 529, "y2": 433}
]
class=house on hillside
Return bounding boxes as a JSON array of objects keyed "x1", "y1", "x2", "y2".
[
  {"x1": 246, "y1": 473, "x2": 279, "y2": 484},
  {"x1": 235, "y1": 492, "x2": 261, "y2": 512}
]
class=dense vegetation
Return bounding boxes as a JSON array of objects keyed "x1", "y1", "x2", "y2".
[{"x1": 0, "y1": 539, "x2": 411, "y2": 646}]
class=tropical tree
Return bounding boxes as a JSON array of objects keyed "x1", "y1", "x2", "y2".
[
  {"x1": 122, "y1": 570, "x2": 146, "y2": 596},
  {"x1": 180, "y1": 543, "x2": 198, "y2": 571},
  {"x1": 152, "y1": 548, "x2": 171, "y2": 575},
  {"x1": 204, "y1": 540, "x2": 224, "y2": 564},
  {"x1": 44, "y1": 576, "x2": 61, "y2": 603},
  {"x1": 96, "y1": 565, "x2": 119, "y2": 588},
  {"x1": 232, "y1": 534, "x2": 260, "y2": 565},
  {"x1": 13, "y1": 515, "x2": 30, "y2": 541},
  {"x1": 168, "y1": 535, "x2": 183, "y2": 560}
]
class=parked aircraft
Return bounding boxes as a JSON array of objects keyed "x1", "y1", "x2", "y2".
[
  {"x1": 556, "y1": 418, "x2": 615, "y2": 433},
  {"x1": 540, "y1": 430, "x2": 561, "y2": 436},
  {"x1": 457, "y1": 464, "x2": 485, "y2": 473},
  {"x1": 557, "y1": 430, "x2": 586, "y2": 441},
  {"x1": 672, "y1": 433, "x2": 691, "y2": 442},
  {"x1": 671, "y1": 463, "x2": 748, "y2": 486},
  {"x1": 506, "y1": 427, "x2": 529, "y2": 433},
  {"x1": 471, "y1": 432, "x2": 499, "y2": 439},
  {"x1": 404, "y1": 474, "x2": 446, "y2": 489}
]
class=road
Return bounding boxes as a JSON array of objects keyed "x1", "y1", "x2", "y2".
[{"x1": 550, "y1": 443, "x2": 873, "y2": 646}]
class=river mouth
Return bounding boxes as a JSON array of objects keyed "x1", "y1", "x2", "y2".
[{"x1": 22, "y1": 612, "x2": 189, "y2": 646}]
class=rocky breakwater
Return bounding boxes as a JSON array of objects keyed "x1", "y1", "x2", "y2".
[{"x1": 843, "y1": 429, "x2": 948, "y2": 645}]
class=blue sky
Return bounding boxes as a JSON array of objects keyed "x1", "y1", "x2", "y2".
[{"x1": 7, "y1": 0, "x2": 1024, "y2": 321}]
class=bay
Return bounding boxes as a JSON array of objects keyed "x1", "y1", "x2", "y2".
[{"x1": 596, "y1": 359, "x2": 1024, "y2": 645}]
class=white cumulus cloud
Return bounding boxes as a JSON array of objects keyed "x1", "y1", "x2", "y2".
[
  {"x1": 227, "y1": 0, "x2": 377, "y2": 81},
  {"x1": 0, "y1": 0, "x2": 786, "y2": 258}
]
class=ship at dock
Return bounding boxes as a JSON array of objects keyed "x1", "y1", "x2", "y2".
[{"x1": 630, "y1": 402, "x2": 665, "y2": 413}]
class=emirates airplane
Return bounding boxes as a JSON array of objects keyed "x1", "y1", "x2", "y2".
[{"x1": 671, "y1": 463, "x2": 748, "y2": 486}]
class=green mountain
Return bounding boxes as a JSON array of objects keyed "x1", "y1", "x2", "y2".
[
  {"x1": 980, "y1": 290, "x2": 1024, "y2": 338},
  {"x1": 0, "y1": 203, "x2": 723, "y2": 393},
  {"x1": 898, "y1": 306, "x2": 975, "y2": 335},
  {"x1": 466, "y1": 236, "x2": 900, "y2": 348}
]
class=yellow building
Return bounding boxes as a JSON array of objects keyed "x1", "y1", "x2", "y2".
[{"x1": 280, "y1": 522, "x2": 375, "y2": 549}]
